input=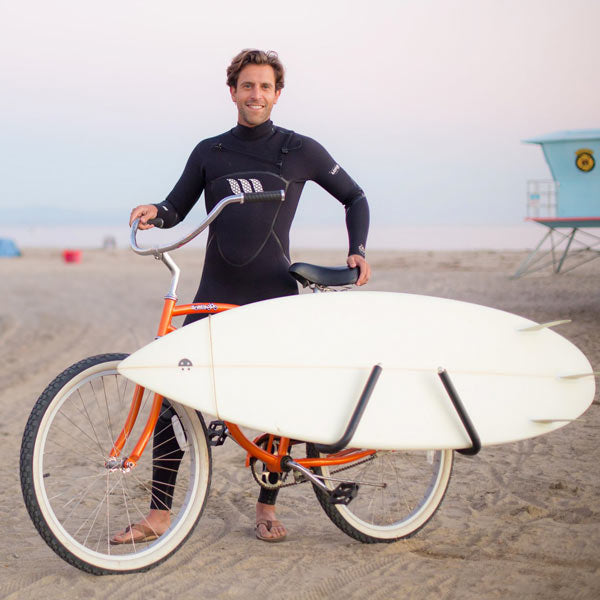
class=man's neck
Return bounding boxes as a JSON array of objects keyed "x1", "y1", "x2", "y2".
[{"x1": 231, "y1": 119, "x2": 274, "y2": 140}]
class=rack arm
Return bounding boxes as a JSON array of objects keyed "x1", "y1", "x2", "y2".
[
  {"x1": 313, "y1": 364, "x2": 382, "y2": 454},
  {"x1": 437, "y1": 368, "x2": 481, "y2": 456}
]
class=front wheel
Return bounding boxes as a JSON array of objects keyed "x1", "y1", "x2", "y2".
[
  {"x1": 20, "y1": 353, "x2": 212, "y2": 574},
  {"x1": 307, "y1": 445, "x2": 453, "y2": 543}
]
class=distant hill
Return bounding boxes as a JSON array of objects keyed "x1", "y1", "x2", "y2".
[{"x1": 3, "y1": 205, "x2": 122, "y2": 226}]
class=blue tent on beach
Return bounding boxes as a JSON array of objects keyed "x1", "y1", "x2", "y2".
[{"x1": 0, "y1": 238, "x2": 21, "y2": 257}]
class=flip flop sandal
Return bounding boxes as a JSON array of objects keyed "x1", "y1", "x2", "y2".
[
  {"x1": 110, "y1": 523, "x2": 160, "y2": 545},
  {"x1": 255, "y1": 519, "x2": 287, "y2": 543}
]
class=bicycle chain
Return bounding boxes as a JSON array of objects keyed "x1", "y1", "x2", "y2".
[{"x1": 252, "y1": 454, "x2": 376, "y2": 490}]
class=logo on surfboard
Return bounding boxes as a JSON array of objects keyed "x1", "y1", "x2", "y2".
[{"x1": 178, "y1": 358, "x2": 193, "y2": 371}]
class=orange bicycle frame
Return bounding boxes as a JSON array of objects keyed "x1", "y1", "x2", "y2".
[
  {"x1": 110, "y1": 297, "x2": 375, "y2": 471},
  {"x1": 108, "y1": 298, "x2": 235, "y2": 468}
]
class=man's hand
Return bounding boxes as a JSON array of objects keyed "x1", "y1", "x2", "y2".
[
  {"x1": 129, "y1": 204, "x2": 159, "y2": 230},
  {"x1": 347, "y1": 254, "x2": 371, "y2": 286}
]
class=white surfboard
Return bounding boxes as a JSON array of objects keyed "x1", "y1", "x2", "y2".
[{"x1": 117, "y1": 292, "x2": 595, "y2": 450}]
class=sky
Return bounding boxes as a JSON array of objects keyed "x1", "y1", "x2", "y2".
[{"x1": 1, "y1": 0, "x2": 599, "y2": 232}]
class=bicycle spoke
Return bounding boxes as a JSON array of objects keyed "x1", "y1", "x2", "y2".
[
  {"x1": 48, "y1": 471, "x2": 107, "y2": 506},
  {"x1": 54, "y1": 409, "x2": 106, "y2": 460},
  {"x1": 61, "y1": 472, "x2": 115, "y2": 529},
  {"x1": 72, "y1": 473, "x2": 120, "y2": 538},
  {"x1": 43, "y1": 433, "x2": 103, "y2": 464},
  {"x1": 95, "y1": 376, "x2": 115, "y2": 454},
  {"x1": 129, "y1": 471, "x2": 177, "y2": 511},
  {"x1": 77, "y1": 387, "x2": 106, "y2": 456},
  {"x1": 81, "y1": 474, "x2": 111, "y2": 547}
]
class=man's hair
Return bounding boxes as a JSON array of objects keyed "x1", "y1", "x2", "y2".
[{"x1": 226, "y1": 49, "x2": 285, "y2": 91}]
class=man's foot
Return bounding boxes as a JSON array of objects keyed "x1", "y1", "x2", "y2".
[
  {"x1": 110, "y1": 509, "x2": 171, "y2": 545},
  {"x1": 255, "y1": 502, "x2": 287, "y2": 542}
]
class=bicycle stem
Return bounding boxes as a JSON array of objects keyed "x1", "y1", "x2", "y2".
[{"x1": 160, "y1": 252, "x2": 181, "y2": 300}]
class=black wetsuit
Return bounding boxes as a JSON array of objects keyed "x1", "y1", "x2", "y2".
[{"x1": 150, "y1": 119, "x2": 369, "y2": 508}]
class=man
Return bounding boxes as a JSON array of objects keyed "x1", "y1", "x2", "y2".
[{"x1": 113, "y1": 49, "x2": 370, "y2": 544}]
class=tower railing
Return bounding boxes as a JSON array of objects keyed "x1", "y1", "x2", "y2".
[{"x1": 526, "y1": 179, "x2": 558, "y2": 219}]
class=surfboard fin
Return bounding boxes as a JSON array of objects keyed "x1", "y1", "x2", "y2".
[
  {"x1": 518, "y1": 320, "x2": 571, "y2": 332},
  {"x1": 531, "y1": 418, "x2": 575, "y2": 423},
  {"x1": 559, "y1": 372, "x2": 600, "y2": 380}
]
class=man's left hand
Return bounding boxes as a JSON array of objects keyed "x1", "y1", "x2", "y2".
[{"x1": 347, "y1": 254, "x2": 371, "y2": 286}]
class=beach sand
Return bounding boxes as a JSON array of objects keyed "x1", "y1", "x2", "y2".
[{"x1": 1, "y1": 248, "x2": 599, "y2": 599}]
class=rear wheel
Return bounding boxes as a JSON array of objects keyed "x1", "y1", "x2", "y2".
[
  {"x1": 307, "y1": 445, "x2": 453, "y2": 542},
  {"x1": 20, "y1": 354, "x2": 211, "y2": 574}
]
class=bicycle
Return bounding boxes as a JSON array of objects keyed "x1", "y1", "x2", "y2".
[{"x1": 20, "y1": 190, "x2": 454, "y2": 575}]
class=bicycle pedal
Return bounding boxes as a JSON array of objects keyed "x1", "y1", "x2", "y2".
[
  {"x1": 207, "y1": 420, "x2": 229, "y2": 446},
  {"x1": 329, "y1": 482, "x2": 360, "y2": 505}
]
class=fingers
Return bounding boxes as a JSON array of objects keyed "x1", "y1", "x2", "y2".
[
  {"x1": 129, "y1": 205, "x2": 158, "y2": 229},
  {"x1": 347, "y1": 254, "x2": 371, "y2": 286},
  {"x1": 129, "y1": 206, "x2": 146, "y2": 227}
]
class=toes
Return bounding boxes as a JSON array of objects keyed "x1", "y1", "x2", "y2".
[
  {"x1": 111, "y1": 528, "x2": 130, "y2": 542},
  {"x1": 257, "y1": 523, "x2": 274, "y2": 538},
  {"x1": 256, "y1": 522, "x2": 286, "y2": 539}
]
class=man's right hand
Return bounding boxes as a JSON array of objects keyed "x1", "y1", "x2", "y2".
[{"x1": 129, "y1": 204, "x2": 159, "y2": 230}]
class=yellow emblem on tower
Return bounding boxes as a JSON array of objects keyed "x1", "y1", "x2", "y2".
[{"x1": 575, "y1": 148, "x2": 595, "y2": 172}]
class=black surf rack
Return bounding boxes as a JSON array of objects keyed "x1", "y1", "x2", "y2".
[{"x1": 313, "y1": 365, "x2": 481, "y2": 457}]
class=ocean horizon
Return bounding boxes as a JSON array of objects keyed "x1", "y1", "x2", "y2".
[{"x1": 0, "y1": 223, "x2": 563, "y2": 252}]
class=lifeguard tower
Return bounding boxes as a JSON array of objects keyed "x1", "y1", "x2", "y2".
[{"x1": 512, "y1": 129, "x2": 600, "y2": 277}]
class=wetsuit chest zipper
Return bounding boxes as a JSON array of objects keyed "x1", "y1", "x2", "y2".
[{"x1": 211, "y1": 143, "x2": 280, "y2": 168}]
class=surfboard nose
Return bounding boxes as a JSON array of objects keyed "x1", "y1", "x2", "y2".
[{"x1": 116, "y1": 322, "x2": 218, "y2": 417}]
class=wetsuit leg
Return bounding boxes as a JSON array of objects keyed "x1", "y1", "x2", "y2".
[
  {"x1": 150, "y1": 400, "x2": 281, "y2": 508},
  {"x1": 149, "y1": 310, "x2": 210, "y2": 509},
  {"x1": 150, "y1": 400, "x2": 184, "y2": 511},
  {"x1": 258, "y1": 487, "x2": 279, "y2": 505}
]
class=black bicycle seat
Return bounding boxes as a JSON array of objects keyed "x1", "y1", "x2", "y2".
[{"x1": 288, "y1": 262, "x2": 359, "y2": 288}]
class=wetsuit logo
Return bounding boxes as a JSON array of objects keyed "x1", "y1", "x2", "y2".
[{"x1": 227, "y1": 178, "x2": 264, "y2": 194}]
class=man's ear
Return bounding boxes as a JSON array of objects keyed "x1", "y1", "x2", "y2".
[
  {"x1": 273, "y1": 89, "x2": 282, "y2": 104},
  {"x1": 230, "y1": 86, "x2": 237, "y2": 102}
]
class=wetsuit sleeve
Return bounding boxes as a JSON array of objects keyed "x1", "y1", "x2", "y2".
[
  {"x1": 301, "y1": 137, "x2": 369, "y2": 257},
  {"x1": 152, "y1": 143, "x2": 207, "y2": 228}
]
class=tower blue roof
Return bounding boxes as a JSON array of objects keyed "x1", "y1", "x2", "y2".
[{"x1": 523, "y1": 129, "x2": 600, "y2": 144}]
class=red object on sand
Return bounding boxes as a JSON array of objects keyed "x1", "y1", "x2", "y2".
[{"x1": 63, "y1": 249, "x2": 82, "y2": 263}]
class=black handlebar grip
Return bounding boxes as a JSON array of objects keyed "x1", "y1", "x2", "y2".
[
  {"x1": 147, "y1": 218, "x2": 165, "y2": 228},
  {"x1": 243, "y1": 190, "x2": 285, "y2": 203}
]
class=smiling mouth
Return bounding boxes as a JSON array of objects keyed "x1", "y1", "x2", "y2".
[{"x1": 247, "y1": 104, "x2": 265, "y2": 110}]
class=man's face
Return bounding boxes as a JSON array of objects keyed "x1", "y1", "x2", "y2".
[{"x1": 230, "y1": 64, "x2": 281, "y2": 127}]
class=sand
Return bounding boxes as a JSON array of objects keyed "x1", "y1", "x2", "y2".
[{"x1": 1, "y1": 247, "x2": 599, "y2": 599}]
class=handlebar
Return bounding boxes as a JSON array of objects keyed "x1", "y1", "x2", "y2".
[{"x1": 130, "y1": 190, "x2": 285, "y2": 256}]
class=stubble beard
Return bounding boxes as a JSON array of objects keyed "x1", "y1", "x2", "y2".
[{"x1": 238, "y1": 103, "x2": 272, "y2": 128}]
